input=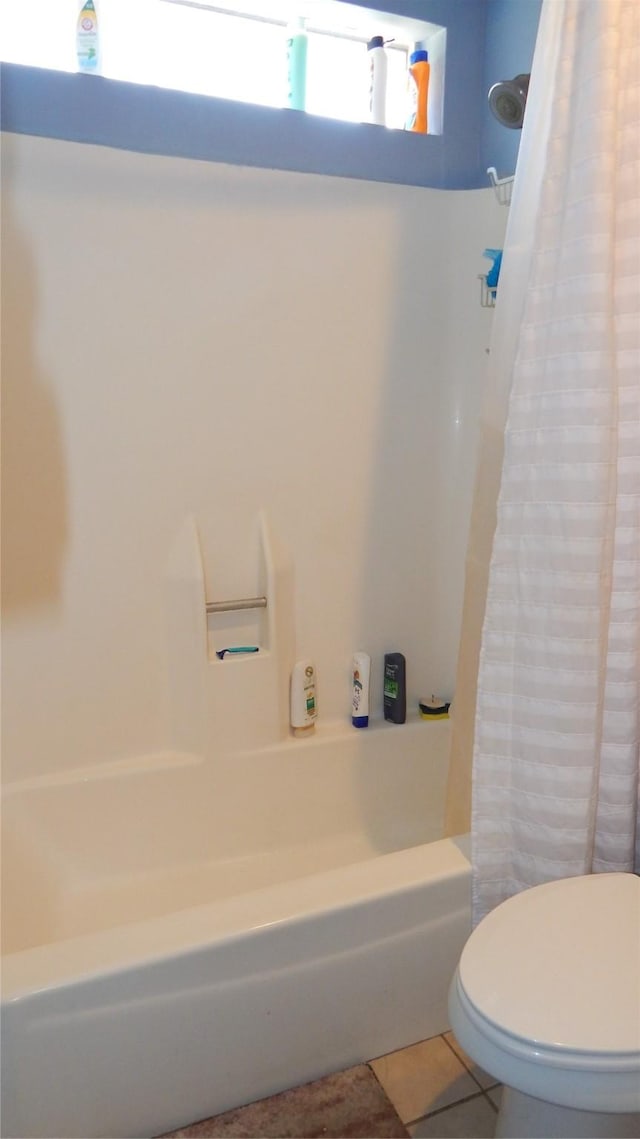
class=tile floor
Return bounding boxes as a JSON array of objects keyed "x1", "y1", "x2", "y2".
[{"x1": 161, "y1": 1031, "x2": 502, "y2": 1138}]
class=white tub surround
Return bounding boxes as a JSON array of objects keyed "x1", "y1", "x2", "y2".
[{"x1": 1, "y1": 132, "x2": 506, "y2": 784}]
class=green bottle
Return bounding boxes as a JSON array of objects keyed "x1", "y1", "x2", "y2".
[{"x1": 287, "y1": 17, "x2": 308, "y2": 111}]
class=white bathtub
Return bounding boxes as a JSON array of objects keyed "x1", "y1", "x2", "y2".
[{"x1": 1, "y1": 717, "x2": 471, "y2": 1139}]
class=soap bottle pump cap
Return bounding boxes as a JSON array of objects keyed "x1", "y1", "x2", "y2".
[
  {"x1": 410, "y1": 49, "x2": 429, "y2": 64},
  {"x1": 367, "y1": 35, "x2": 385, "y2": 50}
]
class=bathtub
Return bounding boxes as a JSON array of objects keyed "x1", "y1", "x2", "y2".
[{"x1": 1, "y1": 717, "x2": 471, "y2": 1139}]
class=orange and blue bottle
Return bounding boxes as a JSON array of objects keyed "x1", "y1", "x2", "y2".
[{"x1": 406, "y1": 49, "x2": 430, "y2": 133}]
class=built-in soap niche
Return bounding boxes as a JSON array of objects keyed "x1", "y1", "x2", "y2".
[
  {"x1": 165, "y1": 511, "x2": 295, "y2": 757},
  {"x1": 206, "y1": 607, "x2": 267, "y2": 661},
  {"x1": 204, "y1": 527, "x2": 270, "y2": 664}
]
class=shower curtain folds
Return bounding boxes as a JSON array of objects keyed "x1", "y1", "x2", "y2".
[{"x1": 448, "y1": 0, "x2": 640, "y2": 924}]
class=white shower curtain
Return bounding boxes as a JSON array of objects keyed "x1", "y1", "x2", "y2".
[{"x1": 461, "y1": 0, "x2": 640, "y2": 924}]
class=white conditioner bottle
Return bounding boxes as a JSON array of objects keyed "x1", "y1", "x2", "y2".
[
  {"x1": 290, "y1": 660, "x2": 318, "y2": 736},
  {"x1": 352, "y1": 651, "x2": 371, "y2": 728}
]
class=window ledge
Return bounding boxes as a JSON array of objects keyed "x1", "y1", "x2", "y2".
[{"x1": 1, "y1": 63, "x2": 452, "y2": 189}]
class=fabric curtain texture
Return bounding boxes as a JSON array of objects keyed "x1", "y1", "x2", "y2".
[
  {"x1": 448, "y1": 0, "x2": 640, "y2": 925},
  {"x1": 444, "y1": 1, "x2": 563, "y2": 841}
]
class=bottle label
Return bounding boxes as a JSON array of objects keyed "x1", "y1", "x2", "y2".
[
  {"x1": 353, "y1": 670, "x2": 366, "y2": 712},
  {"x1": 77, "y1": 2, "x2": 98, "y2": 70},
  {"x1": 303, "y1": 669, "x2": 316, "y2": 718},
  {"x1": 406, "y1": 73, "x2": 418, "y2": 130},
  {"x1": 287, "y1": 32, "x2": 307, "y2": 110},
  {"x1": 384, "y1": 677, "x2": 399, "y2": 699}
]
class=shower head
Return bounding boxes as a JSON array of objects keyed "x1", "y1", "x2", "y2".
[{"x1": 488, "y1": 74, "x2": 530, "y2": 129}]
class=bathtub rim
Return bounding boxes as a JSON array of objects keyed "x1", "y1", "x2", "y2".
[{"x1": 2, "y1": 833, "x2": 470, "y2": 1004}]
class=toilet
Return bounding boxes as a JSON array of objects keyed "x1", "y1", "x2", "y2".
[{"x1": 448, "y1": 872, "x2": 640, "y2": 1139}]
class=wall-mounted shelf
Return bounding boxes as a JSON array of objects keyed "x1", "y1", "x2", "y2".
[
  {"x1": 476, "y1": 168, "x2": 511, "y2": 308},
  {"x1": 205, "y1": 595, "x2": 267, "y2": 615},
  {"x1": 487, "y1": 166, "x2": 514, "y2": 206},
  {"x1": 478, "y1": 274, "x2": 497, "y2": 308}
]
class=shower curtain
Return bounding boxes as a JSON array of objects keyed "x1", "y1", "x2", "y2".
[{"x1": 447, "y1": 0, "x2": 640, "y2": 924}]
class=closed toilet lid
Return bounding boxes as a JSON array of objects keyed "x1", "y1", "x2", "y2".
[{"x1": 458, "y1": 872, "x2": 640, "y2": 1054}]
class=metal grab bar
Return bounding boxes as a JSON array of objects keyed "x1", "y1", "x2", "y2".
[{"x1": 205, "y1": 596, "x2": 267, "y2": 615}]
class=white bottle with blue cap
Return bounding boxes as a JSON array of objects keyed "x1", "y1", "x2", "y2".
[
  {"x1": 367, "y1": 36, "x2": 388, "y2": 126},
  {"x1": 352, "y1": 652, "x2": 371, "y2": 727}
]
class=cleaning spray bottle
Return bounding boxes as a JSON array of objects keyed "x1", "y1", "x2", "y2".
[
  {"x1": 406, "y1": 49, "x2": 430, "y2": 133},
  {"x1": 76, "y1": 0, "x2": 100, "y2": 73}
]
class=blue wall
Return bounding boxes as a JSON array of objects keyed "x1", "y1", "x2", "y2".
[
  {"x1": 0, "y1": 0, "x2": 541, "y2": 190},
  {"x1": 482, "y1": 0, "x2": 542, "y2": 178}
]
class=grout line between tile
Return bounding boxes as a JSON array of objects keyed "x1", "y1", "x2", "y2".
[
  {"x1": 485, "y1": 1090, "x2": 500, "y2": 1114},
  {"x1": 442, "y1": 1032, "x2": 502, "y2": 1096},
  {"x1": 366, "y1": 1063, "x2": 414, "y2": 1129},
  {"x1": 441, "y1": 1033, "x2": 487, "y2": 1093},
  {"x1": 404, "y1": 1089, "x2": 490, "y2": 1127}
]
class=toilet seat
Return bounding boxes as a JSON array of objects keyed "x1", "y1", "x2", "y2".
[{"x1": 449, "y1": 873, "x2": 640, "y2": 1113}]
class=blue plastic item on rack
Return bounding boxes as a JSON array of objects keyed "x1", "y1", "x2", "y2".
[{"x1": 483, "y1": 248, "x2": 503, "y2": 294}]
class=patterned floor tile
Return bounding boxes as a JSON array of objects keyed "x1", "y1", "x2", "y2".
[{"x1": 370, "y1": 1036, "x2": 479, "y2": 1124}]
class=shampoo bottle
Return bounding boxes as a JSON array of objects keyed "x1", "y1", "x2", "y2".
[
  {"x1": 290, "y1": 660, "x2": 317, "y2": 736},
  {"x1": 406, "y1": 49, "x2": 430, "y2": 133},
  {"x1": 352, "y1": 652, "x2": 371, "y2": 728},
  {"x1": 367, "y1": 35, "x2": 388, "y2": 126},
  {"x1": 76, "y1": 1, "x2": 100, "y2": 73},
  {"x1": 383, "y1": 652, "x2": 406, "y2": 723},
  {"x1": 286, "y1": 16, "x2": 308, "y2": 111}
]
